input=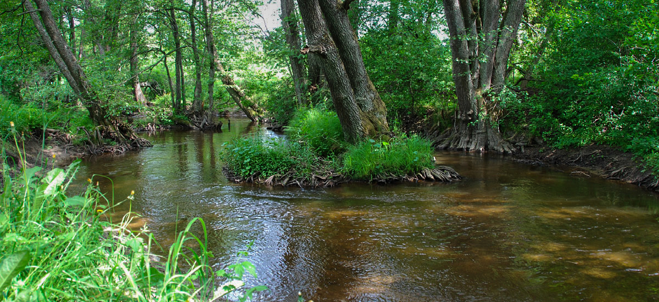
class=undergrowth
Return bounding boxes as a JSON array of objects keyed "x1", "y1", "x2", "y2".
[
  {"x1": 285, "y1": 108, "x2": 347, "y2": 157},
  {"x1": 222, "y1": 108, "x2": 438, "y2": 183},
  {"x1": 220, "y1": 135, "x2": 337, "y2": 180},
  {"x1": 342, "y1": 135, "x2": 435, "y2": 180},
  {"x1": 1, "y1": 129, "x2": 266, "y2": 301}
]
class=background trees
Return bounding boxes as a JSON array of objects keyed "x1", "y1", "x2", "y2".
[{"x1": 0, "y1": 0, "x2": 657, "y2": 173}]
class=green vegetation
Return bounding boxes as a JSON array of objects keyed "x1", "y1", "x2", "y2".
[
  {"x1": 343, "y1": 135, "x2": 435, "y2": 180},
  {"x1": 221, "y1": 135, "x2": 336, "y2": 181},
  {"x1": 222, "y1": 108, "x2": 441, "y2": 183},
  {"x1": 1, "y1": 136, "x2": 265, "y2": 300},
  {"x1": 286, "y1": 108, "x2": 347, "y2": 157}
]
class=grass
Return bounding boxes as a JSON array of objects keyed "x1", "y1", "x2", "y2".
[
  {"x1": 1, "y1": 129, "x2": 266, "y2": 301},
  {"x1": 222, "y1": 108, "x2": 438, "y2": 183},
  {"x1": 285, "y1": 108, "x2": 347, "y2": 157},
  {"x1": 342, "y1": 135, "x2": 435, "y2": 180},
  {"x1": 220, "y1": 135, "x2": 337, "y2": 181}
]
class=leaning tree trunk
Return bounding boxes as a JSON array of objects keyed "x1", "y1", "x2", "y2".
[
  {"x1": 297, "y1": 0, "x2": 365, "y2": 143},
  {"x1": 318, "y1": 0, "x2": 389, "y2": 136},
  {"x1": 281, "y1": 0, "x2": 307, "y2": 105},
  {"x1": 438, "y1": 0, "x2": 524, "y2": 153},
  {"x1": 25, "y1": 0, "x2": 150, "y2": 149},
  {"x1": 201, "y1": 0, "x2": 259, "y2": 122}
]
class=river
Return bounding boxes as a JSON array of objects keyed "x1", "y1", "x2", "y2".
[{"x1": 75, "y1": 118, "x2": 659, "y2": 301}]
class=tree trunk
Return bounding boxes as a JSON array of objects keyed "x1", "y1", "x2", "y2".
[
  {"x1": 130, "y1": 16, "x2": 147, "y2": 104},
  {"x1": 318, "y1": 0, "x2": 389, "y2": 136},
  {"x1": 168, "y1": 8, "x2": 183, "y2": 112},
  {"x1": 438, "y1": 0, "x2": 524, "y2": 153},
  {"x1": 281, "y1": 0, "x2": 307, "y2": 105},
  {"x1": 64, "y1": 7, "x2": 76, "y2": 57},
  {"x1": 25, "y1": 0, "x2": 150, "y2": 149},
  {"x1": 297, "y1": 0, "x2": 364, "y2": 143},
  {"x1": 201, "y1": 0, "x2": 216, "y2": 113},
  {"x1": 189, "y1": 0, "x2": 203, "y2": 112}
]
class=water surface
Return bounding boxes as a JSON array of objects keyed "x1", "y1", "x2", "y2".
[{"x1": 76, "y1": 119, "x2": 659, "y2": 301}]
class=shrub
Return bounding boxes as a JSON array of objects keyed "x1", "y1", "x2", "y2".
[
  {"x1": 285, "y1": 108, "x2": 346, "y2": 157},
  {"x1": 342, "y1": 135, "x2": 435, "y2": 180}
]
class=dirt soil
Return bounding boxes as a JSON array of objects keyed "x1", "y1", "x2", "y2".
[{"x1": 513, "y1": 145, "x2": 659, "y2": 193}]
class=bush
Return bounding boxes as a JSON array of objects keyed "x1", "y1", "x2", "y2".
[
  {"x1": 342, "y1": 135, "x2": 435, "y2": 180},
  {"x1": 285, "y1": 108, "x2": 347, "y2": 157}
]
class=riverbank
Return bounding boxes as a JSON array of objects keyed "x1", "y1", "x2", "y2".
[{"x1": 513, "y1": 144, "x2": 659, "y2": 192}]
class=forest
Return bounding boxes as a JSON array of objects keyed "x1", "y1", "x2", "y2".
[{"x1": 1, "y1": 0, "x2": 659, "y2": 300}]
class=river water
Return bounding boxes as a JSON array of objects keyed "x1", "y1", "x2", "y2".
[{"x1": 76, "y1": 119, "x2": 659, "y2": 301}]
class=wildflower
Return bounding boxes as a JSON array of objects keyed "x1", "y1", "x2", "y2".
[
  {"x1": 10, "y1": 121, "x2": 14, "y2": 127},
  {"x1": 96, "y1": 182, "x2": 99, "y2": 186},
  {"x1": 52, "y1": 154, "x2": 56, "y2": 159},
  {"x1": 87, "y1": 178, "x2": 92, "y2": 183},
  {"x1": 131, "y1": 190, "x2": 135, "y2": 195},
  {"x1": 96, "y1": 209, "x2": 103, "y2": 213}
]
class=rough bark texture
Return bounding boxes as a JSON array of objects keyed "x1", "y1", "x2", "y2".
[
  {"x1": 26, "y1": 0, "x2": 150, "y2": 149},
  {"x1": 298, "y1": 0, "x2": 366, "y2": 143},
  {"x1": 281, "y1": 0, "x2": 307, "y2": 105},
  {"x1": 318, "y1": 0, "x2": 389, "y2": 136},
  {"x1": 201, "y1": 0, "x2": 215, "y2": 112},
  {"x1": 439, "y1": 0, "x2": 524, "y2": 153}
]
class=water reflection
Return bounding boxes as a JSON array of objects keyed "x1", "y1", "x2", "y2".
[{"x1": 75, "y1": 120, "x2": 659, "y2": 301}]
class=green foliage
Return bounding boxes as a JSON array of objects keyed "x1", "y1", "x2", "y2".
[
  {"x1": 285, "y1": 108, "x2": 347, "y2": 157},
  {"x1": 221, "y1": 135, "x2": 332, "y2": 180},
  {"x1": 342, "y1": 135, "x2": 435, "y2": 180},
  {"x1": 360, "y1": 10, "x2": 455, "y2": 122},
  {"x1": 0, "y1": 142, "x2": 265, "y2": 301},
  {"x1": 500, "y1": 0, "x2": 659, "y2": 175}
]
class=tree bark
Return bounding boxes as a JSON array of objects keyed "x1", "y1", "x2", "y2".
[
  {"x1": 201, "y1": 0, "x2": 216, "y2": 112},
  {"x1": 281, "y1": 0, "x2": 307, "y2": 105},
  {"x1": 297, "y1": 0, "x2": 364, "y2": 143},
  {"x1": 439, "y1": 0, "x2": 524, "y2": 153},
  {"x1": 189, "y1": 0, "x2": 203, "y2": 112},
  {"x1": 317, "y1": 0, "x2": 389, "y2": 135}
]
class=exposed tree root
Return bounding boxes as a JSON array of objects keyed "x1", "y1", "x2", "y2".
[
  {"x1": 187, "y1": 111, "x2": 223, "y2": 131},
  {"x1": 223, "y1": 165, "x2": 461, "y2": 188}
]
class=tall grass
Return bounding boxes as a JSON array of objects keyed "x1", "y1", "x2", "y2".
[
  {"x1": 1, "y1": 130, "x2": 265, "y2": 301},
  {"x1": 285, "y1": 108, "x2": 347, "y2": 157},
  {"x1": 342, "y1": 135, "x2": 435, "y2": 180},
  {"x1": 221, "y1": 135, "x2": 336, "y2": 180}
]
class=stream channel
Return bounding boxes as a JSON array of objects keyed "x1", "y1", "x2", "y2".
[{"x1": 75, "y1": 118, "x2": 659, "y2": 301}]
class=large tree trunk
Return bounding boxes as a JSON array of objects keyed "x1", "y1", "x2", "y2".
[
  {"x1": 438, "y1": 0, "x2": 524, "y2": 153},
  {"x1": 297, "y1": 0, "x2": 365, "y2": 143},
  {"x1": 189, "y1": 0, "x2": 203, "y2": 113},
  {"x1": 281, "y1": 0, "x2": 307, "y2": 105},
  {"x1": 25, "y1": 0, "x2": 150, "y2": 149},
  {"x1": 317, "y1": 0, "x2": 389, "y2": 136}
]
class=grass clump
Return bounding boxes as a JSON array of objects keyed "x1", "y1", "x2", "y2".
[
  {"x1": 342, "y1": 135, "x2": 435, "y2": 180},
  {"x1": 1, "y1": 135, "x2": 265, "y2": 301},
  {"x1": 285, "y1": 108, "x2": 347, "y2": 157},
  {"x1": 221, "y1": 135, "x2": 336, "y2": 181}
]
